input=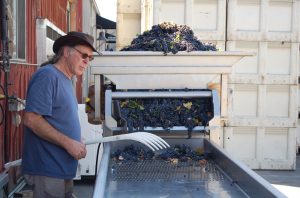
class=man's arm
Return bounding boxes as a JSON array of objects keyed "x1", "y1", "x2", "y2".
[{"x1": 23, "y1": 112, "x2": 86, "y2": 160}]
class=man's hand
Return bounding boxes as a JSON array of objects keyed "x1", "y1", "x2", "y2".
[{"x1": 64, "y1": 139, "x2": 87, "y2": 160}]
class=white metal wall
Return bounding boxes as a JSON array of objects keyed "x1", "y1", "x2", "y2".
[
  {"x1": 153, "y1": 0, "x2": 226, "y2": 41},
  {"x1": 298, "y1": 47, "x2": 300, "y2": 152},
  {"x1": 116, "y1": 0, "x2": 300, "y2": 169},
  {"x1": 117, "y1": 0, "x2": 142, "y2": 50},
  {"x1": 227, "y1": 0, "x2": 300, "y2": 42},
  {"x1": 226, "y1": 0, "x2": 299, "y2": 170}
]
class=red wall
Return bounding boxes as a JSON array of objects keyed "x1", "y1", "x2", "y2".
[
  {"x1": 0, "y1": 64, "x2": 36, "y2": 163},
  {"x1": 75, "y1": 0, "x2": 83, "y2": 103},
  {"x1": 38, "y1": 0, "x2": 68, "y2": 32}
]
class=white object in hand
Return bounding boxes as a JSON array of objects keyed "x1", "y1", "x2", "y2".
[{"x1": 84, "y1": 132, "x2": 170, "y2": 151}]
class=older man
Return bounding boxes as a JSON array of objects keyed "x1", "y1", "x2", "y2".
[{"x1": 22, "y1": 31, "x2": 98, "y2": 198}]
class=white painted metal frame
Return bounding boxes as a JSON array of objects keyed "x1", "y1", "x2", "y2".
[
  {"x1": 227, "y1": 0, "x2": 300, "y2": 42},
  {"x1": 91, "y1": 51, "x2": 252, "y2": 145}
]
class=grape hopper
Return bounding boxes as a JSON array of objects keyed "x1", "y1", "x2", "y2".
[{"x1": 88, "y1": 23, "x2": 285, "y2": 197}]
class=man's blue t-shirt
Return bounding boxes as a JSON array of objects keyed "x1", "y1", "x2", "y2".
[{"x1": 22, "y1": 64, "x2": 81, "y2": 179}]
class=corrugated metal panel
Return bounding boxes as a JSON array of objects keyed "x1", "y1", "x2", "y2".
[
  {"x1": 0, "y1": 0, "x2": 38, "y2": 171},
  {"x1": 27, "y1": 0, "x2": 37, "y2": 64},
  {"x1": 76, "y1": 0, "x2": 83, "y2": 103},
  {"x1": 76, "y1": 0, "x2": 83, "y2": 32},
  {"x1": 6, "y1": 64, "x2": 36, "y2": 161},
  {"x1": 0, "y1": 98, "x2": 5, "y2": 172},
  {"x1": 39, "y1": 0, "x2": 68, "y2": 32},
  {"x1": 0, "y1": 64, "x2": 36, "y2": 171},
  {"x1": 76, "y1": 75, "x2": 83, "y2": 103}
]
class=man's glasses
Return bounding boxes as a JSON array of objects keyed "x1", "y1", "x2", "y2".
[{"x1": 71, "y1": 47, "x2": 94, "y2": 61}]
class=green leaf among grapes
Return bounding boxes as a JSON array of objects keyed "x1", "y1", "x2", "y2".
[{"x1": 183, "y1": 102, "x2": 193, "y2": 110}]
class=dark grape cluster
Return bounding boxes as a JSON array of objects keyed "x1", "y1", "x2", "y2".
[
  {"x1": 116, "y1": 96, "x2": 213, "y2": 133},
  {"x1": 111, "y1": 144, "x2": 206, "y2": 163},
  {"x1": 157, "y1": 144, "x2": 206, "y2": 162},
  {"x1": 121, "y1": 22, "x2": 217, "y2": 54},
  {"x1": 111, "y1": 144, "x2": 155, "y2": 162}
]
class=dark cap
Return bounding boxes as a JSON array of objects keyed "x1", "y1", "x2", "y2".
[{"x1": 53, "y1": 31, "x2": 98, "y2": 54}]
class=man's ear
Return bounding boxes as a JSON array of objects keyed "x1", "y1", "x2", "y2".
[{"x1": 64, "y1": 46, "x2": 72, "y2": 59}]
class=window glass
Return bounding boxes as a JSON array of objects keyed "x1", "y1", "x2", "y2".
[{"x1": 8, "y1": 0, "x2": 26, "y2": 60}]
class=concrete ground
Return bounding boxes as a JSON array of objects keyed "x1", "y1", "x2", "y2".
[
  {"x1": 254, "y1": 155, "x2": 300, "y2": 197},
  {"x1": 73, "y1": 178, "x2": 94, "y2": 198},
  {"x1": 74, "y1": 155, "x2": 300, "y2": 198}
]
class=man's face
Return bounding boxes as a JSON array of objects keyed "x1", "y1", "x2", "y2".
[{"x1": 67, "y1": 45, "x2": 94, "y2": 76}]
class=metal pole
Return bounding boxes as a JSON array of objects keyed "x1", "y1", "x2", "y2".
[
  {"x1": 1, "y1": 0, "x2": 10, "y2": 163},
  {"x1": 1, "y1": 0, "x2": 10, "y2": 72}
]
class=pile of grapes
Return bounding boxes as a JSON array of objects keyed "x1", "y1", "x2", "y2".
[
  {"x1": 111, "y1": 144, "x2": 155, "y2": 162},
  {"x1": 111, "y1": 144, "x2": 207, "y2": 163},
  {"x1": 121, "y1": 22, "x2": 217, "y2": 54},
  {"x1": 116, "y1": 97, "x2": 213, "y2": 133}
]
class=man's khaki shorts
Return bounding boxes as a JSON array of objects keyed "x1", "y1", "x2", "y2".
[{"x1": 24, "y1": 174, "x2": 74, "y2": 198}]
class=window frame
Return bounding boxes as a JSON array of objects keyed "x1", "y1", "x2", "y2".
[{"x1": 8, "y1": 0, "x2": 26, "y2": 61}]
